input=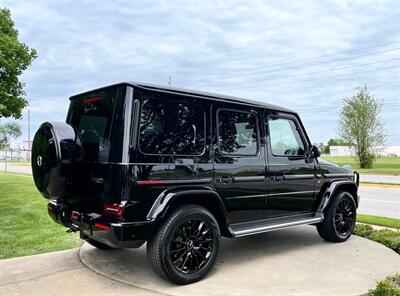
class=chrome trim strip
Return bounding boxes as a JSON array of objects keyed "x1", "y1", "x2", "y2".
[{"x1": 233, "y1": 216, "x2": 323, "y2": 237}]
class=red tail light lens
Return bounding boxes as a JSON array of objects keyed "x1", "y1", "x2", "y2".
[
  {"x1": 103, "y1": 202, "x2": 125, "y2": 217},
  {"x1": 95, "y1": 223, "x2": 110, "y2": 230},
  {"x1": 83, "y1": 96, "x2": 101, "y2": 104}
]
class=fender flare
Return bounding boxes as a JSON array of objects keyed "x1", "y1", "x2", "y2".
[
  {"x1": 317, "y1": 180, "x2": 359, "y2": 213},
  {"x1": 146, "y1": 186, "x2": 229, "y2": 222}
]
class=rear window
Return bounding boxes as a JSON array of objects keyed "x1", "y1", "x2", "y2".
[{"x1": 69, "y1": 88, "x2": 119, "y2": 161}]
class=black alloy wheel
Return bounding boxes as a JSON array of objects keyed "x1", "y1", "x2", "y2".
[
  {"x1": 317, "y1": 191, "x2": 357, "y2": 242},
  {"x1": 334, "y1": 197, "x2": 356, "y2": 238},
  {"x1": 169, "y1": 218, "x2": 214, "y2": 274},
  {"x1": 147, "y1": 205, "x2": 220, "y2": 284}
]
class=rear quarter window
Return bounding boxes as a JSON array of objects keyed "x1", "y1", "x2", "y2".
[{"x1": 138, "y1": 96, "x2": 206, "y2": 156}]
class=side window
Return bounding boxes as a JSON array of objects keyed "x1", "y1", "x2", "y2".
[
  {"x1": 217, "y1": 109, "x2": 259, "y2": 155},
  {"x1": 268, "y1": 117, "x2": 305, "y2": 156},
  {"x1": 139, "y1": 97, "x2": 205, "y2": 155}
]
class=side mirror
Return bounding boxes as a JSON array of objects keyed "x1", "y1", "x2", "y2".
[{"x1": 308, "y1": 145, "x2": 321, "y2": 159}]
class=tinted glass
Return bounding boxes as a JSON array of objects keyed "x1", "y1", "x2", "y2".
[
  {"x1": 69, "y1": 88, "x2": 118, "y2": 161},
  {"x1": 268, "y1": 118, "x2": 305, "y2": 156},
  {"x1": 139, "y1": 97, "x2": 205, "y2": 155},
  {"x1": 218, "y1": 110, "x2": 258, "y2": 155}
]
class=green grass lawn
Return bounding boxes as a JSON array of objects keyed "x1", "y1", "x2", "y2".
[
  {"x1": 357, "y1": 214, "x2": 400, "y2": 229},
  {"x1": 321, "y1": 156, "x2": 400, "y2": 175},
  {"x1": 0, "y1": 173, "x2": 80, "y2": 259},
  {"x1": 370, "y1": 273, "x2": 400, "y2": 296}
]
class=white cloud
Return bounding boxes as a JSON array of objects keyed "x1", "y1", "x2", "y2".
[{"x1": 2, "y1": 0, "x2": 400, "y2": 146}]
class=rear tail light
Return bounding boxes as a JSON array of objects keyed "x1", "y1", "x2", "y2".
[
  {"x1": 95, "y1": 223, "x2": 110, "y2": 230},
  {"x1": 82, "y1": 96, "x2": 101, "y2": 104},
  {"x1": 71, "y1": 211, "x2": 79, "y2": 221},
  {"x1": 103, "y1": 202, "x2": 125, "y2": 217}
]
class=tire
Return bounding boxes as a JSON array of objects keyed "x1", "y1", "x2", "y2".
[
  {"x1": 147, "y1": 204, "x2": 220, "y2": 284},
  {"x1": 317, "y1": 191, "x2": 357, "y2": 242},
  {"x1": 86, "y1": 239, "x2": 115, "y2": 250}
]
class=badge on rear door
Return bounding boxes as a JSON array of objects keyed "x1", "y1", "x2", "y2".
[{"x1": 37, "y1": 155, "x2": 42, "y2": 167}]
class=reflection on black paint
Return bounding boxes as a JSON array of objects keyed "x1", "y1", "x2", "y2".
[
  {"x1": 139, "y1": 97, "x2": 205, "y2": 155},
  {"x1": 218, "y1": 110, "x2": 258, "y2": 155}
]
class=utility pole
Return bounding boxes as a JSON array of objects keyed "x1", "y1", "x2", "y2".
[
  {"x1": 24, "y1": 108, "x2": 32, "y2": 160},
  {"x1": 28, "y1": 108, "x2": 31, "y2": 149},
  {"x1": 168, "y1": 76, "x2": 172, "y2": 86}
]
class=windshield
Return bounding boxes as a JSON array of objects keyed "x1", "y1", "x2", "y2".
[{"x1": 68, "y1": 86, "x2": 123, "y2": 162}]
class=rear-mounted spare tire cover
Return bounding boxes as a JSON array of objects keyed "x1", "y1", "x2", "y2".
[{"x1": 31, "y1": 122, "x2": 83, "y2": 199}]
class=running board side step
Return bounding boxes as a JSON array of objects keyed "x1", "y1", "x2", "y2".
[{"x1": 231, "y1": 213, "x2": 324, "y2": 238}]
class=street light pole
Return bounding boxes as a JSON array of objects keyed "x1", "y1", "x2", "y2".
[{"x1": 28, "y1": 108, "x2": 31, "y2": 160}]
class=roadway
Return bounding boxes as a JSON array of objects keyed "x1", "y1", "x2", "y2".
[{"x1": 358, "y1": 185, "x2": 400, "y2": 219}]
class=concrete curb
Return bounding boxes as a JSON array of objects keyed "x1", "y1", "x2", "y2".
[
  {"x1": 78, "y1": 226, "x2": 400, "y2": 296},
  {"x1": 78, "y1": 246, "x2": 172, "y2": 296}
]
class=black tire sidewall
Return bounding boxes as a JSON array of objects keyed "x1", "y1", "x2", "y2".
[
  {"x1": 161, "y1": 206, "x2": 220, "y2": 284},
  {"x1": 328, "y1": 191, "x2": 357, "y2": 241}
]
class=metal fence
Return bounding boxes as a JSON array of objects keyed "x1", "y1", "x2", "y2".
[
  {"x1": 0, "y1": 149, "x2": 31, "y2": 161},
  {"x1": 0, "y1": 149, "x2": 32, "y2": 174}
]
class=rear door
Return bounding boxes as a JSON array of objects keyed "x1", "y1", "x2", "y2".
[
  {"x1": 66, "y1": 85, "x2": 129, "y2": 211},
  {"x1": 265, "y1": 111, "x2": 317, "y2": 217},
  {"x1": 212, "y1": 105, "x2": 267, "y2": 224}
]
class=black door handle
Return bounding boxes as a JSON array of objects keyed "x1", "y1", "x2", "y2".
[
  {"x1": 215, "y1": 176, "x2": 233, "y2": 184},
  {"x1": 271, "y1": 175, "x2": 284, "y2": 181}
]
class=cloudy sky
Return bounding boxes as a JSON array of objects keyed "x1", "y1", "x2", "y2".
[{"x1": 2, "y1": 0, "x2": 400, "y2": 147}]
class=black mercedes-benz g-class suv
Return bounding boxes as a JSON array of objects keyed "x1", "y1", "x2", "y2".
[{"x1": 32, "y1": 82, "x2": 359, "y2": 284}]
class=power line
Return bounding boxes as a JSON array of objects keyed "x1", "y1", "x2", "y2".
[
  {"x1": 192, "y1": 46, "x2": 400, "y2": 82},
  {"x1": 212, "y1": 40, "x2": 400, "y2": 64},
  {"x1": 211, "y1": 65, "x2": 400, "y2": 90},
  {"x1": 198, "y1": 57, "x2": 400, "y2": 88}
]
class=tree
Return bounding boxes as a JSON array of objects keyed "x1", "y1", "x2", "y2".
[
  {"x1": 313, "y1": 142, "x2": 326, "y2": 154},
  {"x1": 321, "y1": 144, "x2": 330, "y2": 155},
  {"x1": 0, "y1": 122, "x2": 22, "y2": 149},
  {"x1": 0, "y1": 8, "x2": 37, "y2": 119},
  {"x1": 327, "y1": 138, "x2": 350, "y2": 146},
  {"x1": 338, "y1": 86, "x2": 386, "y2": 168}
]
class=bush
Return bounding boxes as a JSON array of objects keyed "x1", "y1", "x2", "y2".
[
  {"x1": 359, "y1": 151, "x2": 375, "y2": 169},
  {"x1": 369, "y1": 274, "x2": 400, "y2": 296},
  {"x1": 353, "y1": 224, "x2": 400, "y2": 254}
]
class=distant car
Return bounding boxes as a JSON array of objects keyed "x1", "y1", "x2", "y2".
[{"x1": 31, "y1": 82, "x2": 360, "y2": 284}]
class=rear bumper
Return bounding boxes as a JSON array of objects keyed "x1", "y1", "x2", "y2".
[{"x1": 47, "y1": 202, "x2": 156, "y2": 248}]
